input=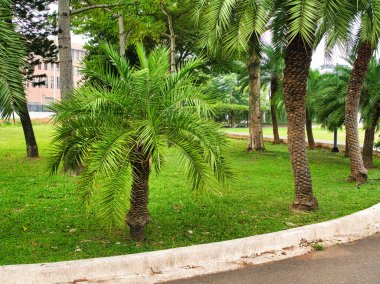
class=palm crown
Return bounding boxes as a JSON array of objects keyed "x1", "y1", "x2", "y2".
[{"x1": 49, "y1": 43, "x2": 230, "y2": 238}]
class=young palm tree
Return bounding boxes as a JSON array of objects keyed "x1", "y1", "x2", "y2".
[
  {"x1": 195, "y1": 0, "x2": 273, "y2": 151},
  {"x1": 344, "y1": 0, "x2": 380, "y2": 183},
  {"x1": 0, "y1": 0, "x2": 26, "y2": 121},
  {"x1": 49, "y1": 44, "x2": 230, "y2": 241}
]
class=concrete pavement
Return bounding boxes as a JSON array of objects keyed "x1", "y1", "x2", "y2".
[{"x1": 164, "y1": 233, "x2": 380, "y2": 284}]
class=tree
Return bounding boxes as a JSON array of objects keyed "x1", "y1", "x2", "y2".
[
  {"x1": 360, "y1": 59, "x2": 380, "y2": 168},
  {"x1": 0, "y1": 0, "x2": 28, "y2": 148},
  {"x1": 49, "y1": 44, "x2": 230, "y2": 241},
  {"x1": 12, "y1": 0, "x2": 57, "y2": 158},
  {"x1": 261, "y1": 44, "x2": 284, "y2": 144},
  {"x1": 305, "y1": 69, "x2": 325, "y2": 149},
  {"x1": 344, "y1": 0, "x2": 380, "y2": 183},
  {"x1": 57, "y1": 0, "x2": 121, "y2": 100},
  {"x1": 271, "y1": 0, "x2": 352, "y2": 210},
  {"x1": 195, "y1": 0, "x2": 271, "y2": 151}
]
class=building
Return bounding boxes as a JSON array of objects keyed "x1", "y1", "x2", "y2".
[{"x1": 26, "y1": 41, "x2": 85, "y2": 111}]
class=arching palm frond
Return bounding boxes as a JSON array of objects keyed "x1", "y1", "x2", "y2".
[{"x1": 0, "y1": 0, "x2": 26, "y2": 118}]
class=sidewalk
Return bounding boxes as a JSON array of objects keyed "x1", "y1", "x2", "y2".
[{"x1": 164, "y1": 233, "x2": 380, "y2": 284}]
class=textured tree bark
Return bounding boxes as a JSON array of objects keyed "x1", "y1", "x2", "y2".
[
  {"x1": 118, "y1": 14, "x2": 126, "y2": 57},
  {"x1": 345, "y1": 41, "x2": 373, "y2": 183},
  {"x1": 283, "y1": 35, "x2": 317, "y2": 211},
  {"x1": 247, "y1": 54, "x2": 265, "y2": 151},
  {"x1": 306, "y1": 110, "x2": 315, "y2": 149},
  {"x1": 345, "y1": 135, "x2": 349, "y2": 158},
  {"x1": 57, "y1": 0, "x2": 74, "y2": 100},
  {"x1": 270, "y1": 76, "x2": 281, "y2": 144},
  {"x1": 127, "y1": 151, "x2": 150, "y2": 241},
  {"x1": 19, "y1": 101, "x2": 39, "y2": 158},
  {"x1": 362, "y1": 112, "x2": 379, "y2": 169}
]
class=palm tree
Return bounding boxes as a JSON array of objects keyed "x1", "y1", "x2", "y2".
[
  {"x1": 305, "y1": 69, "x2": 326, "y2": 149},
  {"x1": 261, "y1": 44, "x2": 284, "y2": 144},
  {"x1": 360, "y1": 59, "x2": 380, "y2": 168},
  {"x1": 49, "y1": 43, "x2": 230, "y2": 241},
  {"x1": 271, "y1": 0, "x2": 352, "y2": 210},
  {"x1": 344, "y1": 0, "x2": 380, "y2": 183},
  {"x1": 195, "y1": 0, "x2": 272, "y2": 151},
  {"x1": 0, "y1": 0, "x2": 28, "y2": 129}
]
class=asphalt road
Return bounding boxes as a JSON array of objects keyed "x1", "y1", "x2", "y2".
[{"x1": 164, "y1": 233, "x2": 380, "y2": 284}]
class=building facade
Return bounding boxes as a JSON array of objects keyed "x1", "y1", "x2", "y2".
[{"x1": 26, "y1": 41, "x2": 85, "y2": 111}]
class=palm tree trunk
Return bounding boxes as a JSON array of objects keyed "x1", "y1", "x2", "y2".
[
  {"x1": 283, "y1": 35, "x2": 317, "y2": 211},
  {"x1": 247, "y1": 53, "x2": 265, "y2": 151},
  {"x1": 345, "y1": 41, "x2": 373, "y2": 183},
  {"x1": 306, "y1": 110, "x2": 315, "y2": 149},
  {"x1": 118, "y1": 14, "x2": 126, "y2": 57},
  {"x1": 270, "y1": 76, "x2": 281, "y2": 144},
  {"x1": 362, "y1": 112, "x2": 379, "y2": 169},
  {"x1": 19, "y1": 101, "x2": 38, "y2": 158},
  {"x1": 127, "y1": 150, "x2": 150, "y2": 241},
  {"x1": 57, "y1": 0, "x2": 74, "y2": 100}
]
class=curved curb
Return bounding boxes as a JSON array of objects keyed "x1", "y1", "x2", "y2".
[
  {"x1": 1, "y1": 204, "x2": 380, "y2": 284},
  {"x1": 224, "y1": 132, "x2": 380, "y2": 157}
]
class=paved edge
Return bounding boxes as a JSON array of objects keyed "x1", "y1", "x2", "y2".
[
  {"x1": 1, "y1": 203, "x2": 380, "y2": 284},
  {"x1": 224, "y1": 132, "x2": 380, "y2": 157}
]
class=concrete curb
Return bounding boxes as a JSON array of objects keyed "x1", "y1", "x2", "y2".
[
  {"x1": 225, "y1": 132, "x2": 380, "y2": 157},
  {"x1": 1, "y1": 203, "x2": 380, "y2": 284}
]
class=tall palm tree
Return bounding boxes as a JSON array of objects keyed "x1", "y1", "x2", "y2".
[
  {"x1": 360, "y1": 59, "x2": 380, "y2": 168},
  {"x1": 271, "y1": 0, "x2": 352, "y2": 211},
  {"x1": 195, "y1": 0, "x2": 273, "y2": 151},
  {"x1": 0, "y1": 0, "x2": 27, "y2": 125},
  {"x1": 344, "y1": 0, "x2": 380, "y2": 183},
  {"x1": 305, "y1": 69, "x2": 326, "y2": 149},
  {"x1": 49, "y1": 44, "x2": 230, "y2": 241},
  {"x1": 261, "y1": 44, "x2": 284, "y2": 144}
]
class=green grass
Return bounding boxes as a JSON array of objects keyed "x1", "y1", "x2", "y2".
[
  {"x1": 1, "y1": 122, "x2": 380, "y2": 265},
  {"x1": 222, "y1": 125, "x2": 376, "y2": 144}
]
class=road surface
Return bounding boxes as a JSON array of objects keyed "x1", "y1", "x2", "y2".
[{"x1": 164, "y1": 233, "x2": 380, "y2": 284}]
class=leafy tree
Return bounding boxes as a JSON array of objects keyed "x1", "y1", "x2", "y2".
[
  {"x1": 12, "y1": 0, "x2": 57, "y2": 158},
  {"x1": 49, "y1": 44, "x2": 230, "y2": 240}
]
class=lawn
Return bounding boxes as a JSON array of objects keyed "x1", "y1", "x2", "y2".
[
  {"x1": 1, "y1": 122, "x2": 380, "y2": 265},
  {"x1": 222, "y1": 125, "x2": 376, "y2": 145}
]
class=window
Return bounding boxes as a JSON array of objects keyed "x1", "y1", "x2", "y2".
[
  {"x1": 44, "y1": 63, "x2": 48, "y2": 70},
  {"x1": 38, "y1": 77, "x2": 42, "y2": 88},
  {"x1": 51, "y1": 63, "x2": 54, "y2": 71},
  {"x1": 56, "y1": 63, "x2": 59, "y2": 71},
  {"x1": 45, "y1": 77, "x2": 48, "y2": 88},
  {"x1": 32, "y1": 77, "x2": 36, "y2": 87},
  {"x1": 50, "y1": 76, "x2": 54, "y2": 88},
  {"x1": 56, "y1": 77, "x2": 60, "y2": 89},
  {"x1": 71, "y1": 49, "x2": 74, "y2": 58},
  {"x1": 75, "y1": 50, "x2": 79, "y2": 60}
]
